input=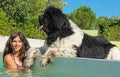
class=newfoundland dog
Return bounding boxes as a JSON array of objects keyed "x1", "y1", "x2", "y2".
[{"x1": 29, "y1": 6, "x2": 120, "y2": 67}]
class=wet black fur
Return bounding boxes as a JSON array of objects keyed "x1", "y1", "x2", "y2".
[{"x1": 39, "y1": 6, "x2": 116, "y2": 59}]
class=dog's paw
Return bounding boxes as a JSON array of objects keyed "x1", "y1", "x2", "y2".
[
  {"x1": 40, "y1": 55, "x2": 54, "y2": 67},
  {"x1": 28, "y1": 47, "x2": 41, "y2": 58},
  {"x1": 40, "y1": 50, "x2": 59, "y2": 67},
  {"x1": 24, "y1": 59, "x2": 34, "y2": 68},
  {"x1": 24, "y1": 48, "x2": 41, "y2": 68},
  {"x1": 40, "y1": 58, "x2": 49, "y2": 67}
]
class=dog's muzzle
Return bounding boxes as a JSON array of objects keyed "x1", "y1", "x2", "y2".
[{"x1": 39, "y1": 24, "x2": 44, "y2": 29}]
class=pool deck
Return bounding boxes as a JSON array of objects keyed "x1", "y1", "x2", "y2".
[{"x1": 0, "y1": 35, "x2": 44, "y2": 53}]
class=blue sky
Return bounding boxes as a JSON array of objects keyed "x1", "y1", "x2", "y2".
[{"x1": 63, "y1": 0, "x2": 120, "y2": 18}]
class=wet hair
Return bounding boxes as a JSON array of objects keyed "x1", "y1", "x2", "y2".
[{"x1": 3, "y1": 32, "x2": 30, "y2": 63}]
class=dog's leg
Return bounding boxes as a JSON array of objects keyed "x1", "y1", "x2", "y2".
[
  {"x1": 24, "y1": 47, "x2": 41, "y2": 68},
  {"x1": 106, "y1": 47, "x2": 120, "y2": 60},
  {"x1": 40, "y1": 49, "x2": 60, "y2": 67},
  {"x1": 40, "y1": 48, "x2": 77, "y2": 67}
]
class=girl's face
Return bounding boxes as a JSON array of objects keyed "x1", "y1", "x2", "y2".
[{"x1": 12, "y1": 36, "x2": 23, "y2": 53}]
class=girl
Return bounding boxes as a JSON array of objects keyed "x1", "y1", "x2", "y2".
[{"x1": 3, "y1": 32, "x2": 30, "y2": 69}]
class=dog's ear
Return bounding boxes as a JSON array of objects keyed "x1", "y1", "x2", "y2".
[{"x1": 54, "y1": 17, "x2": 70, "y2": 30}]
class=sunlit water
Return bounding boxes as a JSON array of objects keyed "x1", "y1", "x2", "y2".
[
  {"x1": 1, "y1": 52, "x2": 120, "y2": 77},
  {"x1": 0, "y1": 53, "x2": 33, "y2": 77},
  {"x1": 0, "y1": 53, "x2": 50, "y2": 77},
  {"x1": 0, "y1": 53, "x2": 78, "y2": 77}
]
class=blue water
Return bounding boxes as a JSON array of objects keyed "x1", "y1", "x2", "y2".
[
  {"x1": 0, "y1": 53, "x2": 46, "y2": 77},
  {"x1": 1, "y1": 52, "x2": 120, "y2": 77},
  {"x1": 0, "y1": 53, "x2": 78, "y2": 77}
]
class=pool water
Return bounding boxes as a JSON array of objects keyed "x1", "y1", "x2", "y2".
[
  {"x1": 0, "y1": 53, "x2": 47, "y2": 77},
  {"x1": 0, "y1": 53, "x2": 78, "y2": 77},
  {"x1": 1, "y1": 52, "x2": 120, "y2": 77}
]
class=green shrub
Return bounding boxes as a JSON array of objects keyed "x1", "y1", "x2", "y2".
[{"x1": 0, "y1": 8, "x2": 16, "y2": 36}]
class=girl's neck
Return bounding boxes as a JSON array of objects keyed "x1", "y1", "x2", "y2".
[{"x1": 13, "y1": 51, "x2": 20, "y2": 57}]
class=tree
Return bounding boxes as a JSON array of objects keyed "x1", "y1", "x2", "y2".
[
  {"x1": 96, "y1": 16, "x2": 120, "y2": 41},
  {"x1": 70, "y1": 6, "x2": 96, "y2": 29},
  {"x1": 0, "y1": 0, "x2": 66, "y2": 39},
  {"x1": 1, "y1": 0, "x2": 47, "y2": 26},
  {"x1": 96, "y1": 16, "x2": 111, "y2": 38},
  {"x1": 0, "y1": 8, "x2": 15, "y2": 35},
  {"x1": 46, "y1": 0, "x2": 66, "y2": 10}
]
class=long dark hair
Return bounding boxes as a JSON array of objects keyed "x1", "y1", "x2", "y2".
[{"x1": 3, "y1": 32, "x2": 30, "y2": 63}]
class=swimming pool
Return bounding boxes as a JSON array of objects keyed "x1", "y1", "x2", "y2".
[
  {"x1": 0, "y1": 53, "x2": 49, "y2": 77},
  {"x1": 0, "y1": 53, "x2": 79, "y2": 77},
  {"x1": 1, "y1": 52, "x2": 120, "y2": 77}
]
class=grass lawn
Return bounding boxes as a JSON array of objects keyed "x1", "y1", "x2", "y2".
[
  {"x1": 82, "y1": 30, "x2": 98, "y2": 36},
  {"x1": 110, "y1": 41, "x2": 120, "y2": 48}
]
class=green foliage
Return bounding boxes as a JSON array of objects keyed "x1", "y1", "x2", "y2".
[
  {"x1": 65, "y1": 13, "x2": 71, "y2": 19},
  {"x1": 0, "y1": 0, "x2": 120, "y2": 41},
  {"x1": 0, "y1": 0, "x2": 66, "y2": 39},
  {"x1": 46, "y1": 0, "x2": 66, "y2": 10},
  {"x1": 0, "y1": 8, "x2": 16, "y2": 35},
  {"x1": 1, "y1": 0, "x2": 48, "y2": 38},
  {"x1": 70, "y1": 6, "x2": 96, "y2": 29},
  {"x1": 96, "y1": 16, "x2": 120, "y2": 41},
  {"x1": 12, "y1": 25, "x2": 47, "y2": 39},
  {"x1": 2, "y1": 0, "x2": 47, "y2": 26},
  {"x1": 109, "y1": 25, "x2": 120, "y2": 41},
  {"x1": 96, "y1": 16, "x2": 110, "y2": 38}
]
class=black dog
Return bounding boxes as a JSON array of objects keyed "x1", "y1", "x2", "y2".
[{"x1": 38, "y1": 6, "x2": 120, "y2": 66}]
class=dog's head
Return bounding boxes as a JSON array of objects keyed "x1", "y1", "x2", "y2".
[{"x1": 38, "y1": 6, "x2": 71, "y2": 35}]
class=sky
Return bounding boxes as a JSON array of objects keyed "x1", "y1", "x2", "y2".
[{"x1": 63, "y1": 0, "x2": 120, "y2": 18}]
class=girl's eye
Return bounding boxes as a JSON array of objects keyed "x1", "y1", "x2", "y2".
[{"x1": 19, "y1": 40, "x2": 22, "y2": 42}]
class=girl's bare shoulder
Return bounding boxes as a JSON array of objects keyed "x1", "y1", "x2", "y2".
[{"x1": 4, "y1": 54, "x2": 13, "y2": 61}]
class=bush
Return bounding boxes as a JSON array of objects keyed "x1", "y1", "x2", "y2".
[
  {"x1": 0, "y1": 8, "x2": 16, "y2": 36},
  {"x1": 109, "y1": 25, "x2": 120, "y2": 41}
]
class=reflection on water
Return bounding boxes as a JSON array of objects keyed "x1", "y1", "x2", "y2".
[
  {"x1": 0, "y1": 53, "x2": 33, "y2": 77},
  {"x1": 5, "y1": 68, "x2": 33, "y2": 77}
]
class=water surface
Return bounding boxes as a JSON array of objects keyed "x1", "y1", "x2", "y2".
[{"x1": 1, "y1": 52, "x2": 120, "y2": 77}]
